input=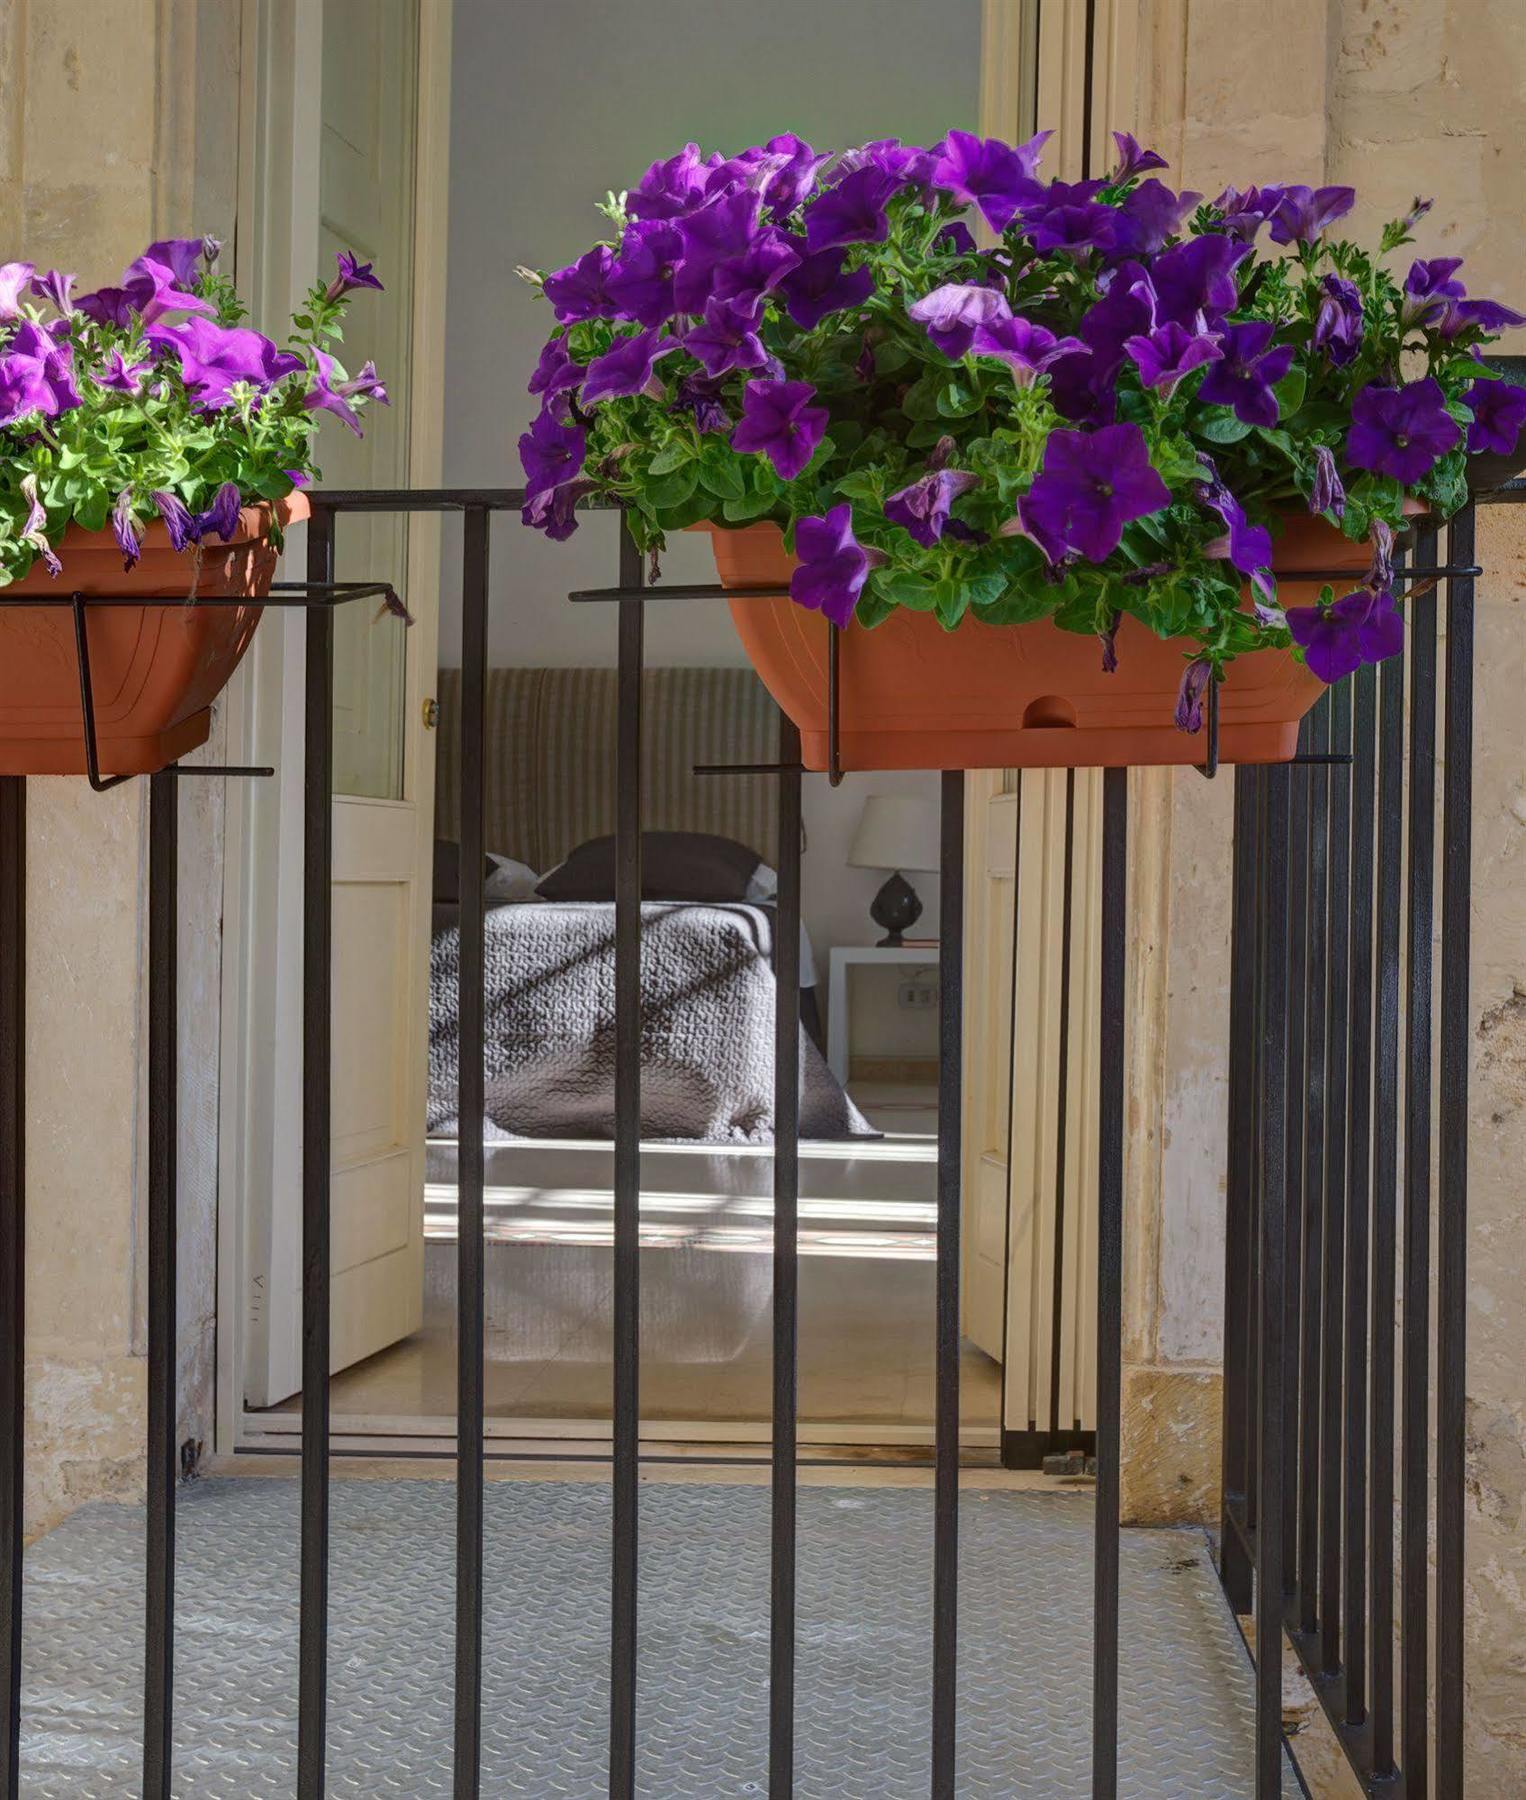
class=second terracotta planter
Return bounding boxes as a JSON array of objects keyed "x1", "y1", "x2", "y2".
[
  {"x1": 0, "y1": 493, "x2": 308, "y2": 777},
  {"x1": 704, "y1": 517, "x2": 1364, "y2": 772}
]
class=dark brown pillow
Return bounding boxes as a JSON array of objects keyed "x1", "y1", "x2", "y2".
[
  {"x1": 433, "y1": 839, "x2": 491, "y2": 905},
  {"x1": 535, "y1": 831, "x2": 764, "y2": 902}
]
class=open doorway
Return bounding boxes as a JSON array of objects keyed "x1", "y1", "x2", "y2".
[{"x1": 230, "y1": 0, "x2": 1016, "y2": 1460}]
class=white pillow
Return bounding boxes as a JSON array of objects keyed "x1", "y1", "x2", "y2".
[
  {"x1": 744, "y1": 861, "x2": 779, "y2": 902},
  {"x1": 485, "y1": 854, "x2": 541, "y2": 903}
]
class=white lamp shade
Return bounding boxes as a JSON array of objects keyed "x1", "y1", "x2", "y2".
[{"x1": 847, "y1": 794, "x2": 940, "y2": 873}]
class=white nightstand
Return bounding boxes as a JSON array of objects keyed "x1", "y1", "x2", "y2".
[{"x1": 826, "y1": 943, "x2": 940, "y2": 1085}]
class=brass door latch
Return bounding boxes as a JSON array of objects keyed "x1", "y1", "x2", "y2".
[{"x1": 422, "y1": 697, "x2": 440, "y2": 730}]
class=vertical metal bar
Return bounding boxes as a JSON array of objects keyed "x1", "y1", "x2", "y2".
[
  {"x1": 1283, "y1": 723, "x2": 1309, "y2": 1600},
  {"x1": 1220, "y1": 768, "x2": 1256, "y2": 1614},
  {"x1": 142, "y1": 773, "x2": 178, "y2": 1799},
  {"x1": 0, "y1": 777, "x2": 24, "y2": 1800},
  {"x1": 1370, "y1": 637, "x2": 1406, "y2": 1780},
  {"x1": 454, "y1": 507, "x2": 490, "y2": 1798},
  {"x1": 1299, "y1": 701, "x2": 1330, "y2": 1637},
  {"x1": 1255, "y1": 764, "x2": 1292, "y2": 1800},
  {"x1": 1048, "y1": 772, "x2": 1076, "y2": 1435},
  {"x1": 1092, "y1": 766, "x2": 1126, "y2": 1800},
  {"x1": 1246, "y1": 769, "x2": 1266, "y2": 1543},
  {"x1": 1320, "y1": 679, "x2": 1351, "y2": 1678},
  {"x1": 931, "y1": 768, "x2": 964, "y2": 1800},
  {"x1": 1435, "y1": 507, "x2": 1473, "y2": 1800},
  {"x1": 1401, "y1": 547, "x2": 1438, "y2": 1797},
  {"x1": 297, "y1": 509, "x2": 335, "y2": 1800},
  {"x1": 1343, "y1": 659, "x2": 1378, "y2": 1726},
  {"x1": 609, "y1": 519, "x2": 643, "y2": 1799},
  {"x1": 768, "y1": 713, "x2": 802, "y2": 1800}
]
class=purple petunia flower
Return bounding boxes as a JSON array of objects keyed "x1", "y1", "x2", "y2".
[
  {"x1": 543, "y1": 245, "x2": 619, "y2": 323},
  {"x1": 907, "y1": 282, "x2": 1011, "y2": 358},
  {"x1": 1112, "y1": 179, "x2": 1201, "y2": 256},
  {"x1": 1197, "y1": 320, "x2": 1294, "y2": 427},
  {"x1": 1287, "y1": 588, "x2": 1404, "y2": 683},
  {"x1": 194, "y1": 482, "x2": 243, "y2": 544},
  {"x1": 972, "y1": 314, "x2": 1084, "y2": 384},
  {"x1": 325, "y1": 249, "x2": 384, "y2": 302},
  {"x1": 789, "y1": 503, "x2": 871, "y2": 628},
  {"x1": 0, "y1": 320, "x2": 81, "y2": 424},
  {"x1": 143, "y1": 238, "x2": 209, "y2": 286},
  {"x1": 884, "y1": 468, "x2": 980, "y2": 546},
  {"x1": 1174, "y1": 658, "x2": 1214, "y2": 733},
  {"x1": 1025, "y1": 199, "x2": 1119, "y2": 257},
  {"x1": 118, "y1": 253, "x2": 218, "y2": 324},
  {"x1": 579, "y1": 328, "x2": 681, "y2": 405},
  {"x1": 673, "y1": 190, "x2": 771, "y2": 309},
  {"x1": 1310, "y1": 445, "x2": 1346, "y2": 520},
  {"x1": 527, "y1": 337, "x2": 583, "y2": 408},
  {"x1": 779, "y1": 248, "x2": 875, "y2": 329},
  {"x1": 1109, "y1": 132, "x2": 1169, "y2": 183},
  {"x1": 152, "y1": 491, "x2": 198, "y2": 552},
  {"x1": 1437, "y1": 294, "x2": 1526, "y2": 338},
  {"x1": 145, "y1": 317, "x2": 304, "y2": 409},
  {"x1": 1346, "y1": 378, "x2": 1461, "y2": 483},
  {"x1": 932, "y1": 129, "x2": 1050, "y2": 232},
  {"x1": 304, "y1": 349, "x2": 388, "y2": 434},
  {"x1": 935, "y1": 221, "x2": 978, "y2": 256},
  {"x1": 1267, "y1": 185, "x2": 1356, "y2": 245},
  {"x1": 606, "y1": 219, "x2": 684, "y2": 326},
  {"x1": 1150, "y1": 234, "x2": 1249, "y2": 328},
  {"x1": 683, "y1": 299, "x2": 768, "y2": 377},
  {"x1": 737, "y1": 133, "x2": 833, "y2": 215},
  {"x1": 1207, "y1": 184, "x2": 1286, "y2": 242},
  {"x1": 1400, "y1": 258, "x2": 1466, "y2": 328},
  {"x1": 1464, "y1": 376, "x2": 1526, "y2": 456},
  {"x1": 706, "y1": 229, "x2": 801, "y2": 311},
  {"x1": 730, "y1": 378, "x2": 828, "y2": 481},
  {"x1": 0, "y1": 262, "x2": 36, "y2": 319},
  {"x1": 521, "y1": 477, "x2": 596, "y2": 542},
  {"x1": 30, "y1": 269, "x2": 75, "y2": 315},
  {"x1": 1124, "y1": 321, "x2": 1223, "y2": 394},
  {"x1": 112, "y1": 488, "x2": 142, "y2": 572},
  {"x1": 1313, "y1": 275, "x2": 1364, "y2": 366},
  {"x1": 836, "y1": 138, "x2": 939, "y2": 186},
  {"x1": 1018, "y1": 423, "x2": 1171, "y2": 563},
  {"x1": 802, "y1": 165, "x2": 900, "y2": 253},
  {"x1": 669, "y1": 372, "x2": 731, "y2": 436},
  {"x1": 628, "y1": 143, "x2": 724, "y2": 221},
  {"x1": 519, "y1": 408, "x2": 587, "y2": 501}
]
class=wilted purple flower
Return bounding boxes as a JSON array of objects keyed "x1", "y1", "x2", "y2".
[
  {"x1": 30, "y1": 269, "x2": 75, "y2": 315},
  {"x1": 1267, "y1": 185, "x2": 1356, "y2": 245},
  {"x1": 802, "y1": 165, "x2": 899, "y2": 253},
  {"x1": 1366, "y1": 519, "x2": 1395, "y2": 594},
  {"x1": 543, "y1": 245, "x2": 619, "y2": 323},
  {"x1": 18, "y1": 474, "x2": 60, "y2": 577},
  {"x1": 683, "y1": 299, "x2": 768, "y2": 376},
  {"x1": 1099, "y1": 610, "x2": 1122, "y2": 673},
  {"x1": 97, "y1": 347, "x2": 151, "y2": 394},
  {"x1": 194, "y1": 482, "x2": 243, "y2": 543},
  {"x1": 1400, "y1": 258, "x2": 1466, "y2": 328},
  {"x1": 0, "y1": 320, "x2": 82, "y2": 424},
  {"x1": 152, "y1": 491, "x2": 197, "y2": 552},
  {"x1": 1198, "y1": 466, "x2": 1275, "y2": 602},
  {"x1": 1109, "y1": 132, "x2": 1168, "y2": 183},
  {"x1": 932, "y1": 129, "x2": 1049, "y2": 232},
  {"x1": 1464, "y1": 376, "x2": 1526, "y2": 455},
  {"x1": 527, "y1": 337, "x2": 583, "y2": 408},
  {"x1": 1112, "y1": 179, "x2": 1201, "y2": 255},
  {"x1": 606, "y1": 219, "x2": 684, "y2": 325},
  {"x1": 884, "y1": 468, "x2": 980, "y2": 546},
  {"x1": 1346, "y1": 378, "x2": 1460, "y2": 482},
  {"x1": 907, "y1": 282, "x2": 1011, "y2": 358},
  {"x1": 1209, "y1": 184, "x2": 1287, "y2": 241},
  {"x1": 519, "y1": 408, "x2": 587, "y2": 501},
  {"x1": 631, "y1": 144, "x2": 723, "y2": 220},
  {"x1": 304, "y1": 349, "x2": 388, "y2": 434},
  {"x1": 0, "y1": 262, "x2": 35, "y2": 319},
  {"x1": 730, "y1": 378, "x2": 828, "y2": 481},
  {"x1": 1174, "y1": 658, "x2": 1214, "y2": 733},
  {"x1": 1287, "y1": 588, "x2": 1404, "y2": 683},
  {"x1": 521, "y1": 477, "x2": 596, "y2": 542},
  {"x1": 1150, "y1": 234, "x2": 1248, "y2": 327},
  {"x1": 1395, "y1": 196, "x2": 1434, "y2": 238},
  {"x1": 779, "y1": 248, "x2": 874, "y2": 329},
  {"x1": 579, "y1": 327, "x2": 682, "y2": 404},
  {"x1": 669, "y1": 373, "x2": 731, "y2": 435},
  {"x1": 1019, "y1": 423, "x2": 1171, "y2": 562},
  {"x1": 1313, "y1": 275, "x2": 1364, "y2": 366},
  {"x1": 146, "y1": 317, "x2": 304, "y2": 408},
  {"x1": 1197, "y1": 320, "x2": 1294, "y2": 426},
  {"x1": 789, "y1": 503, "x2": 871, "y2": 628},
  {"x1": 111, "y1": 487, "x2": 142, "y2": 571},
  {"x1": 973, "y1": 314, "x2": 1084, "y2": 384},
  {"x1": 1124, "y1": 321, "x2": 1223, "y2": 393},
  {"x1": 325, "y1": 249, "x2": 384, "y2": 302},
  {"x1": 1310, "y1": 445, "x2": 1346, "y2": 519}
]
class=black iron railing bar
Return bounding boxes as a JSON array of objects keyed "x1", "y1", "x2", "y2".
[
  {"x1": 0, "y1": 777, "x2": 24, "y2": 1800},
  {"x1": 1283, "y1": 720, "x2": 1310, "y2": 1599}
]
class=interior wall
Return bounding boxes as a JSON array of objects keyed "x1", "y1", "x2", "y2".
[{"x1": 436, "y1": 0, "x2": 982, "y2": 999}]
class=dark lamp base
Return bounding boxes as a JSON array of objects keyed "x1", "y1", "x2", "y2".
[{"x1": 869, "y1": 870, "x2": 923, "y2": 947}]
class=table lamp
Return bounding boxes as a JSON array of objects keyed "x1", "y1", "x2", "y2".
[{"x1": 847, "y1": 794, "x2": 940, "y2": 945}]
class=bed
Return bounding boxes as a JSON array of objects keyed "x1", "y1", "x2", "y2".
[{"x1": 428, "y1": 666, "x2": 872, "y2": 1145}]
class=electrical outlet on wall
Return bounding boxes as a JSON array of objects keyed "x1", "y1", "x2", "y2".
[{"x1": 898, "y1": 977, "x2": 937, "y2": 1011}]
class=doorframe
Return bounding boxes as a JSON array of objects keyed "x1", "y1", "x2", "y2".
[{"x1": 214, "y1": 0, "x2": 454, "y2": 1453}]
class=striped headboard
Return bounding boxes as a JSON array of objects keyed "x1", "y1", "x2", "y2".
[{"x1": 434, "y1": 666, "x2": 781, "y2": 871}]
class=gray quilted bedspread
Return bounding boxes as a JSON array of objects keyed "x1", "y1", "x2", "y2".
[{"x1": 428, "y1": 901, "x2": 874, "y2": 1144}]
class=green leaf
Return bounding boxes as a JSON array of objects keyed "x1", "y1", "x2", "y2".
[
  {"x1": 935, "y1": 378, "x2": 979, "y2": 419},
  {"x1": 643, "y1": 464, "x2": 699, "y2": 510},
  {"x1": 653, "y1": 491, "x2": 714, "y2": 532},
  {"x1": 1272, "y1": 365, "x2": 1307, "y2": 420},
  {"x1": 73, "y1": 484, "x2": 111, "y2": 533},
  {"x1": 696, "y1": 455, "x2": 744, "y2": 500},
  {"x1": 1195, "y1": 410, "x2": 1254, "y2": 445},
  {"x1": 646, "y1": 444, "x2": 692, "y2": 477},
  {"x1": 721, "y1": 489, "x2": 779, "y2": 522},
  {"x1": 877, "y1": 570, "x2": 941, "y2": 612}
]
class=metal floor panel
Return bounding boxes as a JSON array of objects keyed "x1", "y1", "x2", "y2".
[{"x1": 20, "y1": 1477, "x2": 1297, "y2": 1797}]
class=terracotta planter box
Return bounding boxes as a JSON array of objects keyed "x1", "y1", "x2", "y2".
[
  {"x1": 705, "y1": 515, "x2": 1366, "y2": 773},
  {"x1": 0, "y1": 493, "x2": 307, "y2": 777}
]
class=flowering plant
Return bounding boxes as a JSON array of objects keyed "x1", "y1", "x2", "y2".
[
  {"x1": 0, "y1": 239, "x2": 387, "y2": 585},
  {"x1": 520, "y1": 130, "x2": 1524, "y2": 710}
]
